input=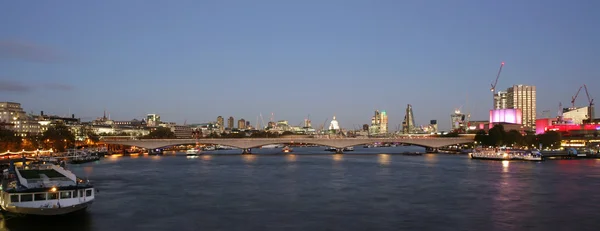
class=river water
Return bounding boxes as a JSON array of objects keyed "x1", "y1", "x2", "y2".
[{"x1": 2, "y1": 146, "x2": 600, "y2": 231}]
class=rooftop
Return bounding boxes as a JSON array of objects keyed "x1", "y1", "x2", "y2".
[{"x1": 19, "y1": 169, "x2": 67, "y2": 179}]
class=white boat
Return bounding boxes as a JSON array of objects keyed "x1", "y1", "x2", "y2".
[
  {"x1": 470, "y1": 148, "x2": 543, "y2": 161},
  {"x1": 186, "y1": 148, "x2": 201, "y2": 156},
  {"x1": 203, "y1": 146, "x2": 216, "y2": 151},
  {"x1": 1, "y1": 161, "x2": 95, "y2": 215},
  {"x1": 261, "y1": 144, "x2": 283, "y2": 149},
  {"x1": 66, "y1": 149, "x2": 100, "y2": 164},
  {"x1": 282, "y1": 146, "x2": 293, "y2": 153},
  {"x1": 343, "y1": 146, "x2": 354, "y2": 151}
]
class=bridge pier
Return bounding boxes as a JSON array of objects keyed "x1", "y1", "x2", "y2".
[
  {"x1": 426, "y1": 147, "x2": 439, "y2": 153},
  {"x1": 242, "y1": 148, "x2": 252, "y2": 154},
  {"x1": 335, "y1": 148, "x2": 344, "y2": 154}
]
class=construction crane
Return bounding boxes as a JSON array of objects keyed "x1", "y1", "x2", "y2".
[
  {"x1": 571, "y1": 85, "x2": 583, "y2": 108},
  {"x1": 557, "y1": 102, "x2": 563, "y2": 122},
  {"x1": 490, "y1": 61, "x2": 505, "y2": 108},
  {"x1": 583, "y1": 84, "x2": 594, "y2": 120}
]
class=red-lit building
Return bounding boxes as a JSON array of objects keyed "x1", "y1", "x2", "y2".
[{"x1": 536, "y1": 118, "x2": 600, "y2": 136}]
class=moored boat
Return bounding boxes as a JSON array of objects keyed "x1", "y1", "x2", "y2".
[
  {"x1": 0, "y1": 160, "x2": 95, "y2": 215},
  {"x1": 469, "y1": 148, "x2": 543, "y2": 161},
  {"x1": 282, "y1": 146, "x2": 293, "y2": 153},
  {"x1": 186, "y1": 148, "x2": 201, "y2": 156}
]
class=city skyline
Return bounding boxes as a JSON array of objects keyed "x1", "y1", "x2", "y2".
[{"x1": 1, "y1": 1, "x2": 598, "y2": 130}]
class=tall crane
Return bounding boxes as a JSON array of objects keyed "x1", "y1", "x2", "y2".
[
  {"x1": 583, "y1": 84, "x2": 594, "y2": 120},
  {"x1": 571, "y1": 85, "x2": 583, "y2": 108},
  {"x1": 490, "y1": 62, "x2": 505, "y2": 108}
]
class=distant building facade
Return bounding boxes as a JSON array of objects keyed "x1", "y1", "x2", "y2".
[
  {"x1": 506, "y1": 85, "x2": 536, "y2": 128},
  {"x1": 0, "y1": 102, "x2": 41, "y2": 136},
  {"x1": 369, "y1": 110, "x2": 388, "y2": 134},
  {"x1": 238, "y1": 119, "x2": 246, "y2": 129},
  {"x1": 227, "y1": 116, "x2": 234, "y2": 129},
  {"x1": 146, "y1": 114, "x2": 161, "y2": 127}
]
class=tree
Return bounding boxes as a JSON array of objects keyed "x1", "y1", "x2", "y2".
[
  {"x1": 143, "y1": 127, "x2": 176, "y2": 139},
  {"x1": 87, "y1": 132, "x2": 100, "y2": 143},
  {"x1": 474, "y1": 130, "x2": 489, "y2": 146},
  {"x1": 42, "y1": 124, "x2": 75, "y2": 152},
  {"x1": 538, "y1": 131, "x2": 561, "y2": 149},
  {"x1": 504, "y1": 130, "x2": 523, "y2": 147},
  {"x1": 487, "y1": 124, "x2": 506, "y2": 147},
  {"x1": 0, "y1": 128, "x2": 21, "y2": 152}
]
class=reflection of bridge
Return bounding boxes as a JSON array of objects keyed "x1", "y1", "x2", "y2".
[{"x1": 104, "y1": 137, "x2": 474, "y2": 154}]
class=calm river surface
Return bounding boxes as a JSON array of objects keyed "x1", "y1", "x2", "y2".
[{"x1": 2, "y1": 146, "x2": 600, "y2": 231}]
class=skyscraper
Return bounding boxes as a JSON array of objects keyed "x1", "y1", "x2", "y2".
[
  {"x1": 370, "y1": 110, "x2": 388, "y2": 134},
  {"x1": 494, "y1": 91, "x2": 508, "y2": 109},
  {"x1": 227, "y1": 116, "x2": 234, "y2": 129},
  {"x1": 506, "y1": 85, "x2": 536, "y2": 128},
  {"x1": 238, "y1": 118, "x2": 246, "y2": 129},
  {"x1": 402, "y1": 104, "x2": 416, "y2": 134},
  {"x1": 216, "y1": 116, "x2": 224, "y2": 130}
]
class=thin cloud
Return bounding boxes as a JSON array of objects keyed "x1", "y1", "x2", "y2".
[
  {"x1": 0, "y1": 40, "x2": 64, "y2": 63},
  {"x1": 0, "y1": 79, "x2": 31, "y2": 92},
  {"x1": 42, "y1": 83, "x2": 74, "y2": 91},
  {"x1": 0, "y1": 80, "x2": 73, "y2": 92}
]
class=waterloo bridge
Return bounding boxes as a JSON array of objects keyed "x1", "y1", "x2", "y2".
[{"x1": 103, "y1": 136, "x2": 475, "y2": 154}]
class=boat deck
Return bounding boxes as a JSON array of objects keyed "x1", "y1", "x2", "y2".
[{"x1": 18, "y1": 169, "x2": 66, "y2": 179}]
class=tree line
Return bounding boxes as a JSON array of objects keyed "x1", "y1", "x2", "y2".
[{"x1": 474, "y1": 124, "x2": 561, "y2": 149}]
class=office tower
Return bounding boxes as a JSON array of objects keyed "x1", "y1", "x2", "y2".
[
  {"x1": 227, "y1": 116, "x2": 234, "y2": 129},
  {"x1": 238, "y1": 118, "x2": 246, "y2": 129},
  {"x1": 507, "y1": 85, "x2": 536, "y2": 127},
  {"x1": 402, "y1": 104, "x2": 416, "y2": 134},
  {"x1": 217, "y1": 116, "x2": 224, "y2": 130}
]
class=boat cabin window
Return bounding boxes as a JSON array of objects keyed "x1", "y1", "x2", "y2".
[
  {"x1": 78, "y1": 190, "x2": 83, "y2": 198},
  {"x1": 48, "y1": 192, "x2": 58, "y2": 200},
  {"x1": 60, "y1": 191, "x2": 72, "y2": 199},
  {"x1": 85, "y1": 189, "x2": 92, "y2": 197},
  {"x1": 10, "y1": 195, "x2": 19, "y2": 203},
  {"x1": 34, "y1": 193, "x2": 46, "y2": 201},
  {"x1": 20, "y1": 194, "x2": 33, "y2": 202}
]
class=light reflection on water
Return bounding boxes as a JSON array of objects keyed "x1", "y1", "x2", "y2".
[
  {"x1": 332, "y1": 154, "x2": 343, "y2": 162},
  {"x1": 502, "y1": 160, "x2": 510, "y2": 172},
  {"x1": 242, "y1": 154, "x2": 257, "y2": 163},
  {"x1": 286, "y1": 154, "x2": 297, "y2": 162},
  {"x1": 3, "y1": 147, "x2": 600, "y2": 231},
  {"x1": 378, "y1": 154, "x2": 390, "y2": 166}
]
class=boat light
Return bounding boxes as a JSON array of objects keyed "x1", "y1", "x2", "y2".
[{"x1": 50, "y1": 187, "x2": 57, "y2": 192}]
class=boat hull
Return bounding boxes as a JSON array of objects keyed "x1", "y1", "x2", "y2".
[{"x1": 2, "y1": 201, "x2": 93, "y2": 216}]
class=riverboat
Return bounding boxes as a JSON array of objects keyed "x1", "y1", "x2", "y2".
[
  {"x1": 186, "y1": 148, "x2": 201, "y2": 156},
  {"x1": 469, "y1": 148, "x2": 543, "y2": 161},
  {"x1": 282, "y1": 146, "x2": 293, "y2": 153},
  {"x1": 0, "y1": 161, "x2": 95, "y2": 215}
]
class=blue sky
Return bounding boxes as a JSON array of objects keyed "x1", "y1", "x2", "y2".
[{"x1": 1, "y1": 0, "x2": 598, "y2": 130}]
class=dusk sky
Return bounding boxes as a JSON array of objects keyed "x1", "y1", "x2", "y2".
[{"x1": 1, "y1": 0, "x2": 598, "y2": 130}]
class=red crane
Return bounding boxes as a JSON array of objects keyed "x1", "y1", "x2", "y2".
[
  {"x1": 583, "y1": 84, "x2": 594, "y2": 120},
  {"x1": 490, "y1": 62, "x2": 505, "y2": 108},
  {"x1": 571, "y1": 85, "x2": 583, "y2": 108}
]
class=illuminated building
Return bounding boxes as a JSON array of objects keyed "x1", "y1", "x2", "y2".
[
  {"x1": 489, "y1": 109, "x2": 522, "y2": 124},
  {"x1": 146, "y1": 114, "x2": 161, "y2": 127},
  {"x1": 216, "y1": 116, "x2": 224, "y2": 131},
  {"x1": 238, "y1": 119, "x2": 246, "y2": 129},
  {"x1": 451, "y1": 109, "x2": 467, "y2": 132},
  {"x1": 227, "y1": 116, "x2": 234, "y2": 129},
  {"x1": 0, "y1": 102, "x2": 41, "y2": 136},
  {"x1": 562, "y1": 107, "x2": 590, "y2": 125},
  {"x1": 329, "y1": 116, "x2": 340, "y2": 131},
  {"x1": 506, "y1": 85, "x2": 536, "y2": 128},
  {"x1": 369, "y1": 110, "x2": 388, "y2": 134},
  {"x1": 402, "y1": 104, "x2": 416, "y2": 134},
  {"x1": 494, "y1": 91, "x2": 508, "y2": 109}
]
